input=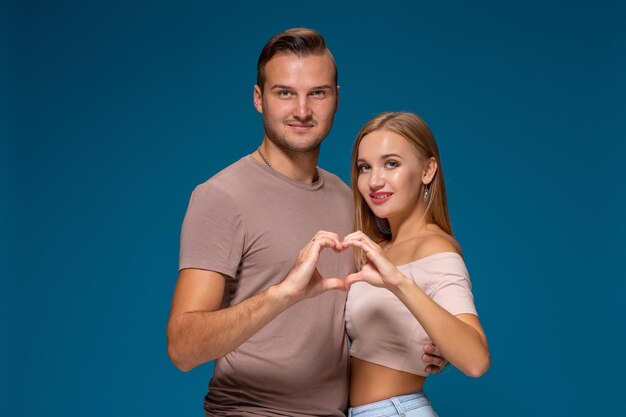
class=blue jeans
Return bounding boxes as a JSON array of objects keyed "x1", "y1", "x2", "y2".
[{"x1": 348, "y1": 391, "x2": 438, "y2": 417}]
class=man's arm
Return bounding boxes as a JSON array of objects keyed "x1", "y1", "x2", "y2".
[
  {"x1": 167, "y1": 269, "x2": 294, "y2": 371},
  {"x1": 166, "y1": 231, "x2": 346, "y2": 372}
]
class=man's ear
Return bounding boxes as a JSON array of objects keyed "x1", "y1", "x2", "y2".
[
  {"x1": 423, "y1": 157, "x2": 438, "y2": 185},
  {"x1": 253, "y1": 85, "x2": 263, "y2": 114}
]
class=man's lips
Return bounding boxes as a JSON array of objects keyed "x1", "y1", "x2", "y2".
[
  {"x1": 369, "y1": 192, "x2": 393, "y2": 204},
  {"x1": 287, "y1": 122, "x2": 315, "y2": 131}
]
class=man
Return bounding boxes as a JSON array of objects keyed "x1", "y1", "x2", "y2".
[{"x1": 167, "y1": 28, "x2": 444, "y2": 416}]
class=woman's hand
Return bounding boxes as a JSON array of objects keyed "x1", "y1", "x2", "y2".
[
  {"x1": 344, "y1": 231, "x2": 490, "y2": 377},
  {"x1": 342, "y1": 231, "x2": 407, "y2": 290}
]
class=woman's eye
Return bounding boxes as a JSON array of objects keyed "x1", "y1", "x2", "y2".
[
  {"x1": 385, "y1": 160, "x2": 399, "y2": 168},
  {"x1": 357, "y1": 164, "x2": 370, "y2": 173}
]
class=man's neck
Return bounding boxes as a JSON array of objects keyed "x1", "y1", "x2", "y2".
[{"x1": 254, "y1": 140, "x2": 320, "y2": 183}]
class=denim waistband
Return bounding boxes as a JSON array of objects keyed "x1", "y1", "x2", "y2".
[{"x1": 348, "y1": 391, "x2": 433, "y2": 417}]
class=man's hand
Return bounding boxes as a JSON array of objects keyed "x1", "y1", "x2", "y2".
[
  {"x1": 277, "y1": 231, "x2": 347, "y2": 304},
  {"x1": 423, "y1": 342, "x2": 449, "y2": 374}
]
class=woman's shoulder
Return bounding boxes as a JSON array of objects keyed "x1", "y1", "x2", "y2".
[
  {"x1": 401, "y1": 229, "x2": 469, "y2": 283},
  {"x1": 411, "y1": 225, "x2": 462, "y2": 260}
]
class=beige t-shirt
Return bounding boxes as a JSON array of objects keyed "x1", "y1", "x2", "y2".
[
  {"x1": 346, "y1": 252, "x2": 477, "y2": 376},
  {"x1": 179, "y1": 155, "x2": 354, "y2": 416}
]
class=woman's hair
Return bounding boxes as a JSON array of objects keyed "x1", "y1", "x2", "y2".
[
  {"x1": 351, "y1": 112, "x2": 452, "y2": 252},
  {"x1": 256, "y1": 27, "x2": 337, "y2": 89}
]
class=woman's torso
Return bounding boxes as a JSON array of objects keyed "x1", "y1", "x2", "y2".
[{"x1": 347, "y1": 227, "x2": 465, "y2": 406}]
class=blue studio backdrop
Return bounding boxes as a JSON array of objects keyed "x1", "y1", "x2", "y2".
[{"x1": 3, "y1": 1, "x2": 625, "y2": 416}]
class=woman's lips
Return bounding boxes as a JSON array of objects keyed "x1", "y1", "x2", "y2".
[{"x1": 369, "y1": 192, "x2": 393, "y2": 204}]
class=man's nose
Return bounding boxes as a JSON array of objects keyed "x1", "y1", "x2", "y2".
[{"x1": 293, "y1": 97, "x2": 312, "y2": 120}]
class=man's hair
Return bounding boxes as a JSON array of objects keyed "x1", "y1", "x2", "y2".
[{"x1": 256, "y1": 28, "x2": 337, "y2": 90}]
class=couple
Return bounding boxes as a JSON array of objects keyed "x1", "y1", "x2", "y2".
[{"x1": 166, "y1": 28, "x2": 490, "y2": 416}]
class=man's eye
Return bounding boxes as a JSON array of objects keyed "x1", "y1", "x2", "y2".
[
  {"x1": 278, "y1": 91, "x2": 293, "y2": 98},
  {"x1": 311, "y1": 90, "x2": 325, "y2": 98}
]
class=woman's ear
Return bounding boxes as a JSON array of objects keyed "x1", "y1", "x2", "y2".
[{"x1": 422, "y1": 157, "x2": 438, "y2": 185}]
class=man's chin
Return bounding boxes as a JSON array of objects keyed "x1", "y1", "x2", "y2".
[{"x1": 269, "y1": 136, "x2": 324, "y2": 153}]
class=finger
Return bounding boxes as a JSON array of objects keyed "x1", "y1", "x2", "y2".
[
  {"x1": 320, "y1": 278, "x2": 347, "y2": 292},
  {"x1": 342, "y1": 231, "x2": 381, "y2": 250},
  {"x1": 342, "y1": 233, "x2": 380, "y2": 252},
  {"x1": 314, "y1": 230, "x2": 341, "y2": 240},
  {"x1": 424, "y1": 344, "x2": 447, "y2": 366},
  {"x1": 344, "y1": 272, "x2": 365, "y2": 287},
  {"x1": 341, "y1": 238, "x2": 369, "y2": 250},
  {"x1": 310, "y1": 239, "x2": 342, "y2": 253},
  {"x1": 427, "y1": 358, "x2": 449, "y2": 374},
  {"x1": 342, "y1": 230, "x2": 367, "y2": 242},
  {"x1": 313, "y1": 230, "x2": 343, "y2": 245},
  {"x1": 425, "y1": 364, "x2": 442, "y2": 375},
  {"x1": 342, "y1": 231, "x2": 370, "y2": 246},
  {"x1": 312, "y1": 232, "x2": 344, "y2": 251},
  {"x1": 422, "y1": 353, "x2": 445, "y2": 367},
  {"x1": 310, "y1": 236, "x2": 343, "y2": 253},
  {"x1": 423, "y1": 342, "x2": 440, "y2": 357},
  {"x1": 342, "y1": 239, "x2": 381, "y2": 261}
]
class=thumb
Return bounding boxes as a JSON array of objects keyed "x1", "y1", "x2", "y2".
[
  {"x1": 344, "y1": 272, "x2": 364, "y2": 288},
  {"x1": 321, "y1": 278, "x2": 347, "y2": 292}
]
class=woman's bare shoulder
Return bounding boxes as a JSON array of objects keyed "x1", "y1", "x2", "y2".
[{"x1": 413, "y1": 225, "x2": 463, "y2": 259}]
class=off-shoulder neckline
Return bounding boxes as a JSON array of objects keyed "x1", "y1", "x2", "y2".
[{"x1": 395, "y1": 251, "x2": 463, "y2": 269}]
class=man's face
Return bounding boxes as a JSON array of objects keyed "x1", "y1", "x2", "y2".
[{"x1": 254, "y1": 52, "x2": 338, "y2": 153}]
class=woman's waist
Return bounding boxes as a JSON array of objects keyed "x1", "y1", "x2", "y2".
[{"x1": 350, "y1": 357, "x2": 426, "y2": 407}]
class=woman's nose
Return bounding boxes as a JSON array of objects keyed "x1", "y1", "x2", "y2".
[{"x1": 368, "y1": 168, "x2": 384, "y2": 190}]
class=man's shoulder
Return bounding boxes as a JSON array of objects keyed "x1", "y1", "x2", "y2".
[{"x1": 193, "y1": 156, "x2": 255, "y2": 195}]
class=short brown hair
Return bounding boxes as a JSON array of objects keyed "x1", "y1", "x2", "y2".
[{"x1": 257, "y1": 28, "x2": 337, "y2": 90}]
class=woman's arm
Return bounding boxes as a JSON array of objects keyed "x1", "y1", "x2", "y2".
[
  {"x1": 343, "y1": 231, "x2": 490, "y2": 377},
  {"x1": 391, "y1": 280, "x2": 489, "y2": 377}
]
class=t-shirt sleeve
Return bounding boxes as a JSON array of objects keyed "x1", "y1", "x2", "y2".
[
  {"x1": 428, "y1": 258, "x2": 478, "y2": 316},
  {"x1": 178, "y1": 182, "x2": 245, "y2": 278}
]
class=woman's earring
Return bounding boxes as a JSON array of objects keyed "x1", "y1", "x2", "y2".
[{"x1": 423, "y1": 184, "x2": 430, "y2": 202}]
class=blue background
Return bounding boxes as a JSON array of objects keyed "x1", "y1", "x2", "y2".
[{"x1": 3, "y1": 1, "x2": 625, "y2": 416}]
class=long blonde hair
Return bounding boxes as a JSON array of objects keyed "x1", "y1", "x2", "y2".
[{"x1": 351, "y1": 112, "x2": 452, "y2": 263}]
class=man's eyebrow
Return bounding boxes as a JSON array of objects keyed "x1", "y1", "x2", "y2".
[
  {"x1": 269, "y1": 84, "x2": 334, "y2": 90},
  {"x1": 310, "y1": 84, "x2": 334, "y2": 90},
  {"x1": 270, "y1": 84, "x2": 292, "y2": 90}
]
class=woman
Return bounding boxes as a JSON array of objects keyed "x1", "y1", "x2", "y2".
[{"x1": 342, "y1": 112, "x2": 490, "y2": 416}]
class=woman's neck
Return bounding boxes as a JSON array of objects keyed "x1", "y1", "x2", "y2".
[{"x1": 387, "y1": 205, "x2": 429, "y2": 249}]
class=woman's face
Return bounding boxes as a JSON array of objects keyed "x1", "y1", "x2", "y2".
[{"x1": 356, "y1": 129, "x2": 425, "y2": 221}]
